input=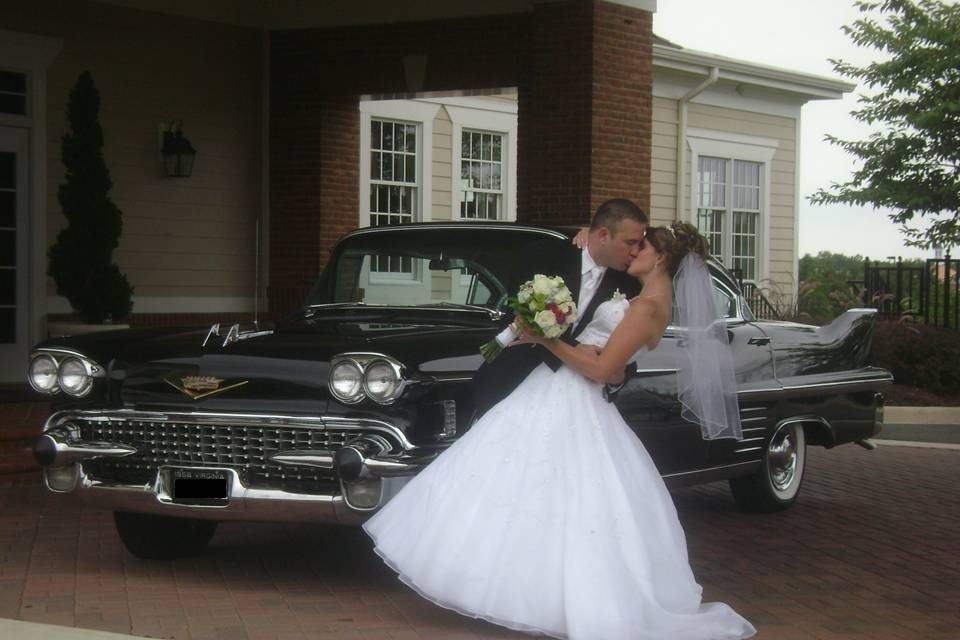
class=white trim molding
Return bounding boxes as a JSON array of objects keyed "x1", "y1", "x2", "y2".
[
  {"x1": 445, "y1": 104, "x2": 518, "y2": 222},
  {"x1": 653, "y1": 44, "x2": 854, "y2": 102},
  {"x1": 358, "y1": 100, "x2": 441, "y2": 227},
  {"x1": 687, "y1": 129, "x2": 777, "y2": 284},
  {"x1": 0, "y1": 29, "x2": 62, "y2": 380}
]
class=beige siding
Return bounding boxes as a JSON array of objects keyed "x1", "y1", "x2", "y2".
[
  {"x1": 650, "y1": 96, "x2": 678, "y2": 225},
  {"x1": 431, "y1": 108, "x2": 453, "y2": 222},
  {"x1": 8, "y1": 1, "x2": 264, "y2": 307}
]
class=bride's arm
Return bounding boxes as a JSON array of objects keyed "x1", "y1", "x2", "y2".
[{"x1": 517, "y1": 302, "x2": 664, "y2": 383}]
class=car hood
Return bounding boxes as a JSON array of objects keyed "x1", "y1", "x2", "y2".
[{"x1": 40, "y1": 314, "x2": 494, "y2": 413}]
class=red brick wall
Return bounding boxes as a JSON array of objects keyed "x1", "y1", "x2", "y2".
[
  {"x1": 519, "y1": 1, "x2": 595, "y2": 226},
  {"x1": 590, "y1": 2, "x2": 653, "y2": 215},
  {"x1": 269, "y1": 2, "x2": 653, "y2": 313},
  {"x1": 269, "y1": 14, "x2": 530, "y2": 314}
]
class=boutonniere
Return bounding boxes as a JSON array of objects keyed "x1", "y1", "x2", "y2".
[{"x1": 610, "y1": 289, "x2": 626, "y2": 302}]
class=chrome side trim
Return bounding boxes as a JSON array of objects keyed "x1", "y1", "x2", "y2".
[
  {"x1": 740, "y1": 416, "x2": 767, "y2": 423},
  {"x1": 740, "y1": 406, "x2": 767, "y2": 413},
  {"x1": 734, "y1": 446, "x2": 764, "y2": 453},
  {"x1": 741, "y1": 426, "x2": 768, "y2": 433},
  {"x1": 739, "y1": 373, "x2": 893, "y2": 397},
  {"x1": 43, "y1": 409, "x2": 416, "y2": 451},
  {"x1": 662, "y1": 460, "x2": 759, "y2": 479}
]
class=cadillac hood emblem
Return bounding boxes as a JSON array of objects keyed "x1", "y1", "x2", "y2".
[{"x1": 164, "y1": 375, "x2": 249, "y2": 400}]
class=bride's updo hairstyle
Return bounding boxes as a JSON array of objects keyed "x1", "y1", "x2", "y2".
[{"x1": 644, "y1": 222, "x2": 710, "y2": 277}]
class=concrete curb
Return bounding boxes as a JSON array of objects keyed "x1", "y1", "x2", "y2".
[
  {"x1": 884, "y1": 406, "x2": 960, "y2": 425},
  {"x1": 0, "y1": 619, "x2": 140, "y2": 640}
]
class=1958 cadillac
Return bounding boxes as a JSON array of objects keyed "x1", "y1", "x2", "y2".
[{"x1": 28, "y1": 223, "x2": 892, "y2": 559}]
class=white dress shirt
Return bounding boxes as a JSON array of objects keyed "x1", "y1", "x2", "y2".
[{"x1": 574, "y1": 248, "x2": 606, "y2": 329}]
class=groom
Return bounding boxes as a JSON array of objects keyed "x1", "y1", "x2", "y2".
[{"x1": 472, "y1": 198, "x2": 647, "y2": 417}]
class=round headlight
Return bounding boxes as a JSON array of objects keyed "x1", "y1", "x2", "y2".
[
  {"x1": 58, "y1": 357, "x2": 93, "y2": 397},
  {"x1": 364, "y1": 360, "x2": 400, "y2": 403},
  {"x1": 330, "y1": 361, "x2": 364, "y2": 403},
  {"x1": 29, "y1": 354, "x2": 59, "y2": 393}
]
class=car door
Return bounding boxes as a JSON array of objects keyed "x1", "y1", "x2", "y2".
[
  {"x1": 613, "y1": 330, "x2": 709, "y2": 476},
  {"x1": 612, "y1": 269, "x2": 775, "y2": 476},
  {"x1": 703, "y1": 276, "x2": 775, "y2": 467}
]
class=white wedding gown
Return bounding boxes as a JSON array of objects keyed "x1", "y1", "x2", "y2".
[{"x1": 363, "y1": 299, "x2": 756, "y2": 639}]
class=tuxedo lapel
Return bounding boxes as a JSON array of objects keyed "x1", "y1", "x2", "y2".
[{"x1": 563, "y1": 246, "x2": 583, "y2": 300}]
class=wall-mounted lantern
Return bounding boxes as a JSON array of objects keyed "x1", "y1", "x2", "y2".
[{"x1": 161, "y1": 121, "x2": 196, "y2": 177}]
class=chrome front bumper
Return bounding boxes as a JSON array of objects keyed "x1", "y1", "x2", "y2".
[{"x1": 35, "y1": 410, "x2": 440, "y2": 524}]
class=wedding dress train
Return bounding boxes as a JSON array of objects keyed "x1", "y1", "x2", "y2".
[{"x1": 363, "y1": 299, "x2": 756, "y2": 639}]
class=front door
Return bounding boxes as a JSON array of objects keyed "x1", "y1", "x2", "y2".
[{"x1": 0, "y1": 126, "x2": 29, "y2": 382}]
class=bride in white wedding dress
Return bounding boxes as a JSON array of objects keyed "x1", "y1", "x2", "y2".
[{"x1": 363, "y1": 223, "x2": 757, "y2": 640}]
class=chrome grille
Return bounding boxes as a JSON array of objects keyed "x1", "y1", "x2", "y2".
[{"x1": 76, "y1": 418, "x2": 395, "y2": 494}]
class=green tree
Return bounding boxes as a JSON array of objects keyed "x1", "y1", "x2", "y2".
[
  {"x1": 809, "y1": 0, "x2": 960, "y2": 250},
  {"x1": 798, "y1": 252, "x2": 866, "y2": 323},
  {"x1": 48, "y1": 71, "x2": 133, "y2": 323}
]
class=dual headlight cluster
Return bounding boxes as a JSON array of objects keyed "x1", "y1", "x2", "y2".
[
  {"x1": 329, "y1": 354, "x2": 406, "y2": 405},
  {"x1": 29, "y1": 351, "x2": 102, "y2": 397}
]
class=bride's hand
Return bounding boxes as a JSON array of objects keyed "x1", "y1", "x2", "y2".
[
  {"x1": 510, "y1": 318, "x2": 549, "y2": 346},
  {"x1": 571, "y1": 227, "x2": 589, "y2": 249}
]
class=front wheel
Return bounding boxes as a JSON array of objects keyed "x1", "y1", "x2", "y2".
[
  {"x1": 729, "y1": 422, "x2": 806, "y2": 513},
  {"x1": 114, "y1": 512, "x2": 218, "y2": 560}
]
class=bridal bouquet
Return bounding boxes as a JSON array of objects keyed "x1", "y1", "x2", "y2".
[{"x1": 479, "y1": 274, "x2": 578, "y2": 362}]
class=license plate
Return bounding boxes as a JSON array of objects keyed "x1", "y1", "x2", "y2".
[{"x1": 170, "y1": 468, "x2": 229, "y2": 504}]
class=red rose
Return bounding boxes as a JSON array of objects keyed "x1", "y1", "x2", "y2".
[{"x1": 546, "y1": 302, "x2": 565, "y2": 324}]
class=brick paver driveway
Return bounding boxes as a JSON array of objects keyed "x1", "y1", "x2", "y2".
[{"x1": 1, "y1": 445, "x2": 958, "y2": 640}]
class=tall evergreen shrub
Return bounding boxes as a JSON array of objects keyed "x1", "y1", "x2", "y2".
[{"x1": 48, "y1": 71, "x2": 133, "y2": 323}]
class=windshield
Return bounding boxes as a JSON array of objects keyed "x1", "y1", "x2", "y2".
[{"x1": 306, "y1": 227, "x2": 571, "y2": 310}]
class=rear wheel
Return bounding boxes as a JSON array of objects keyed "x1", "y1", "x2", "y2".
[
  {"x1": 729, "y1": 422, "x2": 806, "y2": 513},
  {"x1": 114, "y1": 512, "x2": 218, "y2": 560}
]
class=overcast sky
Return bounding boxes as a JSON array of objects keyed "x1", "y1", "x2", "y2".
[{"x1": 654, "y1": 0, "x2": 934, "y2": 261}]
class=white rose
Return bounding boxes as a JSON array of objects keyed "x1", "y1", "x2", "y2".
[
  {"x1": 532, "y1": 275, "x2": 553, "y2": 297},
  {"x1": 534, "y1": 309, "x2": 557, "y2": 329},
  {"x1": 554, "y1": 288, "x2": 572, "y2": 303},
  {"x1": 544, "y1": 324, "x2": 565, "y2": 338},
  {"x1": 559, "y1": 301, "x2": 576, "y2": 318},
  {"x1": 518, "y1": 287, "x2": 532, "y2": 303}
]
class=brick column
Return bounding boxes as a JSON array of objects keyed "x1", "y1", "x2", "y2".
[{"x1": 519, "y1": 0, "x2": 653, "y2": 225}]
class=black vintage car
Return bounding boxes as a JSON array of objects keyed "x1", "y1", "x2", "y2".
[{"x1": 29, "y1": 223, "x2": 891, "y2": 559}]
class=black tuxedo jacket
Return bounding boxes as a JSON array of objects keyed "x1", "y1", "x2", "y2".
[{"x1": 471, "y1": 243, "x2": 641, "y2": 417}]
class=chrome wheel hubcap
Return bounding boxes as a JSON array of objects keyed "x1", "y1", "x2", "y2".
[{"x1": 767, "y1": 427, "x2": 798, "y2": 491}]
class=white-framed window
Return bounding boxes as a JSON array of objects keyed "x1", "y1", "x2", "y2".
[
  {"x1": 444, "y1": 99, "x2": 517, "y2": 222},
  {"x1": 359, "y1": 100, "x2": 440, "y2": 280},
  {"x1": 687, "y1": 129, "x2": 776, "y2": 284},
  {"x1": 459, "y1": 129, "x2": 504, "y2": 220}
]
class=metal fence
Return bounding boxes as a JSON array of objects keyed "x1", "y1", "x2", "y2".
[{"x1": 859, "y1": 255, "x2": 960, "y2": 330}]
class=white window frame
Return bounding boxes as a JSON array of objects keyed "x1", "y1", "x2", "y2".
[
  {"x1": 687, "y1": 129, "x2": 776, "y2": 284},
  {"x1": 444, "y1": 99, "x2": 517, "y2": 222},
  {"x1": 358, "y1": 100, "x2": 440, "y2": 228}
]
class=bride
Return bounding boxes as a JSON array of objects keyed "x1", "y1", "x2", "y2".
[{"x1": 363, "y1": 222, "x2": 757, "y2": 640}]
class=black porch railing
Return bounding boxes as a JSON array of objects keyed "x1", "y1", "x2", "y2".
[
  {"x1": 729, "y1": 269, "x2": 780, "y2": 320},
  {"x1": 857, "y1": 255, "x2": 960, "y2": 330}
]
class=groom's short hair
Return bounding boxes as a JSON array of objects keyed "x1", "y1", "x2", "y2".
[{"x1": 590, "y1": 198, "x2": 648, "y2": 234}]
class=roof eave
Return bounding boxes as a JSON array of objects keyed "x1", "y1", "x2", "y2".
[{"x1": 652, "y1": 43, "x2": 855, "y2": 101}]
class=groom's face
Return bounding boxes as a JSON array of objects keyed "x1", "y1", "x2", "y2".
[{"x1": 597, "y1": 219, "x2": 646, "y2": 271}]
